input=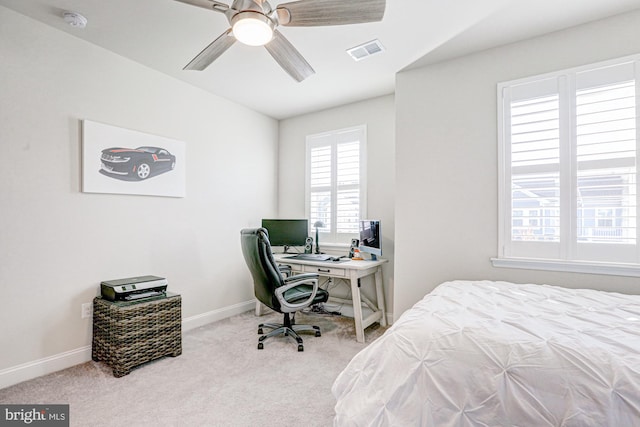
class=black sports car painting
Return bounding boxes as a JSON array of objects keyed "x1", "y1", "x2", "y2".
[
  {"x1": 83, "y1": 120, "x2": 185, "y2": 197},
  {"x1": 99, "y1": 146, "x2": 176, "y2": 181}
]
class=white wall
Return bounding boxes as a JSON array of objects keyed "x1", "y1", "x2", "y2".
[
  {"x1": 0, "y1": 6, "x2": 278, "y2": 383},
  {"x1": 394, "y1": 10, "x2": 640, "y2": 318},
  {"x1": 278, "y1": 95, "x2": 395, "y2": 317}
]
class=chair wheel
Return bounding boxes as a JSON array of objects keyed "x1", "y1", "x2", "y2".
[
  {"x1": 298, "y1": 345, "x2": 304, "y2": 352},
  {"x1": 257, "y1": 343, "x2": 264, "y2": 350},
  {"x1": 257, "y1": 328, "x2": 263, "y2": 334},
  {"x1": 315, "y1": 331, "x2": 321, "y2": 337}
]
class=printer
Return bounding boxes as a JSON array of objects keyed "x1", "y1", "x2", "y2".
[{"x1": 100, "y1": 275, "x2": 168, "y2": 302}]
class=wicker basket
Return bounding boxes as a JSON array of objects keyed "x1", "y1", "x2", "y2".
[{"x1": 92, "y1": 293, "x2": 182, "y2": 377}]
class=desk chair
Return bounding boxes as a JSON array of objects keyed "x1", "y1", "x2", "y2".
[{"x1": 240, "y1": 228, "x2": 329, "y2": 351}]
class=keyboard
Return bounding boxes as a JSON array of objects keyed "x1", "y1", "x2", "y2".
[{"x1": 285, "y1": 254, "x2": 333, "y2": 261}]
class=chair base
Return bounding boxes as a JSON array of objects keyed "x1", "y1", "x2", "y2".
[{"x1": 257, "y1": 313, "x2": 321, "y2": 352}]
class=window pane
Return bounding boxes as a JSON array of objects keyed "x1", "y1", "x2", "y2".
[
  {"x1": 310, "y1": 191, "x2": 331, "y2": 232},
  {"x1": 511, "y1": 173, "x2": 560, "y2": 241},
  {"x1": 576, "y1": 80, "x2": 636, "y2": 244},
  {"x1": 510, "y1": 94, "x2": 560, "y2": 242},
  {"x1": 511, "y1": 95, "x2": 560, "y2": 167},
  {"x1": 576, "y1": 169, "x2": 636, "y2": 244},
  {"x1": 310, "y1": 146, "x2": 331, "y2": 188},
  {"x1": 337, "y1": 189, "x2": 359, "y2": 233},
  {"x1": 337, "y1": 141, "x2": 360, "y2": 186}
]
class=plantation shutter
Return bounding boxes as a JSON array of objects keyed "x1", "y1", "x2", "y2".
[
  {"x1": 307, "y1": 126, "x2": 366, "y2": 243},
  {"x1": 500, "y1": 57, "x2": 639, "y2": 264},
  {"x1": 336, "y1": 139, "x2": 360, "y2": 234},
  {"x1": 309, "y1": 144, "x2": 332, "y2": 232},
  {"x1": 502, "y1": 77, "x2": 563, "y2": 259},
  {"x1": 509, "y1": 82, "x2": 561, "y2": 244},
  {"x1": 575, "y1": 64, "x2": 637, "y2": 246}
]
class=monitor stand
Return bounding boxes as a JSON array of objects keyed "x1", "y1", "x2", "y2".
[{"x1": 370, "y1": 254, "x2": 378, "y2": 261}]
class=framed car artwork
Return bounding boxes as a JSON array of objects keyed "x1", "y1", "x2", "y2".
[{"x1": 82, "y1": 120, "x2": 186, "y2": 197}]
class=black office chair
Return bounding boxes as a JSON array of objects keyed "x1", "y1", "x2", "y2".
[{"x1": 240, "y1": 228, "x2": 329, "y2": 351}]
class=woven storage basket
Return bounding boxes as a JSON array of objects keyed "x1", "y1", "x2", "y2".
[{"x1": 92, "y1": 294, "x2": 181, "y2": 377}]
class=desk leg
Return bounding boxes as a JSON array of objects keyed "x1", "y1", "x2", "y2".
[
  {"x1": 350, "y1": 270, "x2": 365, "y2": 343},
  {"x1": 255, "y1": 300, "x2": 265, "y2": 316},
  {"x1": 375, "y1": 267, "x2": 387, "y2": 327}
]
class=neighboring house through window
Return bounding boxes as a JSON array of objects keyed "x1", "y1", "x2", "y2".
[{"x1": 306, "y1": 125, "x2": 367, "y2": 245}]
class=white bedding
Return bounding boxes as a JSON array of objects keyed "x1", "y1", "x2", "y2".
[{"x1": 332, "y1": 280, "x2": 640, "y2": 426}]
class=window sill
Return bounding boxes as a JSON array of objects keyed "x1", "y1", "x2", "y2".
[{"x1": 491, "y1": 257, "x2": 640, "y2": 277}]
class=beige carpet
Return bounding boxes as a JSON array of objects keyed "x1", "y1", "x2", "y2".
[{"x1": 0, "y1": 310, "x2": 386, "y2": 427}]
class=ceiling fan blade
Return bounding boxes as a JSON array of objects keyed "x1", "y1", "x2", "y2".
[
  {"x1": 276, "y1": 0, "x2": 385, "y2": 27},
  {"x1": 184, "y1": 29, "x2": 236, "y2": 71},
  {"x1": 264, "y1": 30, "x2": 315, "y2": 82},
  {"x1": 174, "y1": 0, "x2": 229, "y2": 13}
]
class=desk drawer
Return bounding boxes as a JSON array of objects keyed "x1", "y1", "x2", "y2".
[{"x1": 303, "y1": 265, "x2": 346, "y2": 277}]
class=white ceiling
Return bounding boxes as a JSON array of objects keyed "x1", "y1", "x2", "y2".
[{"x1": 1, "y1": 0, "x2": 639, "y2": 119}]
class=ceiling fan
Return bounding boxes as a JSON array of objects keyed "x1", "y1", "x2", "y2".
[{"x1": 174, "y1": 0, "x2": 386, "y2": 82}]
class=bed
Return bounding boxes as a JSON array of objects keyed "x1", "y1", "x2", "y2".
[{"x1": 332, "y1": 280, "x2": 640, "y2": 426}]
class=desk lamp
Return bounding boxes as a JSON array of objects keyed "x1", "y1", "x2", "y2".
[{"x1": 314, "y1": 221, "x2": 325, "y2": 254}]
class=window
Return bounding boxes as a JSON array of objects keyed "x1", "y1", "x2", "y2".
[
  {"x1": 497, "y1": 55, "x2": 640, "y2": 274},
  {"x1": 306, "y1": 125, "x2": 367, "y2": 244}
]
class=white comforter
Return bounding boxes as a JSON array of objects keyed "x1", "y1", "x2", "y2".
[{"x1": 332, "y1": 280, "x2": 640, "y2": 426}]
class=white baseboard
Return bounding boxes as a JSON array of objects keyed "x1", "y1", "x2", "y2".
[
  {"x1": 0, "y1": 299, "x2": 256, "y2": 390},
  {"x1": 0, "y1": 346, "x2": 92, "y2": 391},
  {"x1": 182, "y1": 300, "x2": 255, "y2": 332}
]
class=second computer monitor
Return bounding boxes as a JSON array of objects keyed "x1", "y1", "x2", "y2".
[
  {"x1": 359, "y1": 220, "x2": 381, "y2": 260},
  {"x1": 261, "y1": 219, "x2": 309, "y2": 252}
]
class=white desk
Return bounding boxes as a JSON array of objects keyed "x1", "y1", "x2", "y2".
[{"x1": 268, "y1": 254, "x2": 388, "y2": 343}]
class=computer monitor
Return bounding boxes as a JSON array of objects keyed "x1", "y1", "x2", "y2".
[
  {"x1": 359, "y1": 220, "x2": 381, "y2": 260},
  {"x1": 261, "y1": 219, "x2": 309, "y2": 253}
]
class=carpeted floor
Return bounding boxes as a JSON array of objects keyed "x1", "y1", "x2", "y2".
[{"x1": 0, "y1": 309, "x2": 386, "y2": 427}]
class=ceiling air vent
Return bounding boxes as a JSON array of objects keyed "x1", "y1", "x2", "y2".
[{"x1": 346, "y1": 39, "x2": 385, "y2": 62}]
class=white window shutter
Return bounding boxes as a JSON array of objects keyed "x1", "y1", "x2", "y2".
[
  {"x1": 510, "y1": 93, "x2": 561, "y2": 243},
  {"x1": 309, "y1": 145, "x2": 332, "y2": 232},
  {"x1": 306, "y1": 126, "x2": 366, "y2": 243},
  {"x1": 575, "y1": 78, "x2": 636, "y2": 246},
  {"x1": 499, "y1": 56, "x2": 639, "y2": 265},
  {"x1": 337, "y1": 141, "x2": 360, "y2": 234}
]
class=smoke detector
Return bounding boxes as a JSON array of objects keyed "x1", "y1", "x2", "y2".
[
  {"x1": 63, "y1": 11, "x2": 87, "y2": 29},
  {"x1": 346, "y1": 39, "x2": 385, "y2": 61}
]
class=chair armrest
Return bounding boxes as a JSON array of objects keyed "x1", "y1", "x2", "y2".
[
  {"x1": 275, "y1": 273, "x2": 320, "y2": 311},
  {"x1": 283, "y1": 273, "x2": 318, "y2": 284}
]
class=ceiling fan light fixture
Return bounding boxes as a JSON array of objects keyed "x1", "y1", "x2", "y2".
[{"x1": 231, "y1": 11, "x2": 274, "y2": 46}]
